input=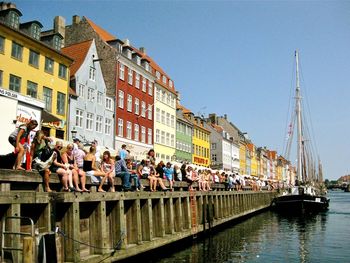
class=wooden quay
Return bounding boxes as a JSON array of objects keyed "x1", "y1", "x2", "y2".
[{"x1": 0, "y1": 169, "x2": 277, "y2": 262}]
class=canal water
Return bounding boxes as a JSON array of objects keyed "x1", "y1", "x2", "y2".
[{"x1": 141, "y1": 191, "x2": 350, "y2": 263}]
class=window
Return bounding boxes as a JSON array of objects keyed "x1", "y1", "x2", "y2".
[
  {"x1": 161, "y1": 131, "x2": 165, "y2": 144},
  {"x1": 171, "y1": 134, "x2": 175, "y2": 147},
  {"x1": 166, "y1": 133, "x2": 170, "y2": 146},
  {"x1": 171, "y1": 97, "x2": 176, "y2": 108},
  {"x1": 156, "y1": 87, "x2": 160, "y2": 101},
  {"x1": 148, "y1": 81, "x2": 153, "y2": 96},
  {"x1": 212, "y1": 154, "x2": 217, "y2": 162},
  {"x1": 141, "y1": 101, "x2": 146, "y2": 117},
  {"x1": 118, "y1": 118, "x2": 123, "y2": 136},
  {"x1": 58, "y1": 64, "x2": 67, "y2": 79},
  {"x1": 11, "y1": 41, "x2": 22, "y2": 60},
  {"x1": 128, "y1": 68, "x2": 133, "y2": 85},
  {"x1": 134, "y1": 98, "x2": 139, "y2": 115},
  {"x1": 97, "y1": 92, "x2": 103, "y2": 104},
  {"x1": 127, "y1": 94, "x2": 132, "y2": 112},
  {"x1": 86, "y1": 113, "x2": 93, "y2": 130},
  {"x1": 134, "y1": 124, "x2": 139, "y2": 141},
  {"x1": 29, "y1": 50, "x2": 39, "y2": 67},
  {"x1": 0, "y1": 70, "x2": 2, "y2": 86},
  {"x1": 43, "y1": 87, "x2": 52, "y2": 112},
  {"x1": 45, "y1": 57, "x2": 54, "y2": 74},
  {"x1": 53, "y1": 36, "x2": 61, "y2": 50},
  {"x1": 141, "y1": 126, "x2": 146, "y2": 143},
  {"x1": 119, "y1": 63, "x2": 124, "y2": 80},
  {"x1": 89, "y1": 67, "x2": 95, "y2": 81},
  {"x1": 105, "y1": 97, "x2": 113, "y2": 110},
  {"x1": 166, "y1": 113, "x2": 170, "y2": 126},
  {"x1": 77, "y1": 84, "x2": 85, "y2": 98},
  {"x1": 135, "y1": 73, "x2": 140, "y2": 89},
  {"x1": 9, "y1": 11, "x2": 19, "y2": 29},
  {"x1": 162, "y1": 75, "x2": 167, "y2": 84},
  {"x1": 171, "y1": 115, "x2": 175, "y2": 128},
  {"x1": 57, "y1": 92, "x2": 66, "y2": 115},
  {"x1": 156, "y1": 71, "x2": 161, "y2": 80},
  {"x1": 126, "y1": 121, "x2": 132, "y2": 139},
  {"x1": 118, "y1": 90, "x2": 124, "y2": 108},
  {"x1": 161, "y1": 91, "x2": 166, "y2": 102},
  {"x1": 96, "y1": 115, "x2": 103, "y2": 133},
  {"x1": 148, "y1": 128, "x2": 152, "y2": 144},
  {"x1": 161, "y1": 110, "x2": 165, "y2": 124},
  {"x1": 142, "y1": 78, "x2": 146, "y2": 92},
  {"x1": 148, "y1": 105, "x2": 152, "y2": 120},
  {"x1": 32, "y1": 24, "x2": 41, "y2": 40},
  {"x1": 156, "y1": 108, "x2": 160, "y2": 122},
  {"x1": 0, "y1": 36, "x2": 4, "y2": 53},
  {"x1": 9, "y1": 74, "x2": 21, "y2": 92},
  {"x1": 169, "y1": 80, "x2": 173, "y2": 88},
  {"x1": 87, "y1": 88, "x2": 94, "y2": 101},
  {"x1": 27, "y1": 81, "x2": 37, "y2": 98},
  {"x1": 76, "y1": 109, "x2": 83, "y2": 127},
  {"x1": 167, "y1": 93, "x2": 171, "y2": 105},
  {"x1": 105, "y1": 118, "x2": 112, "y2": 135},
  {"x1": 155, "y1": 129, "x2": 160, "y2": 143}
]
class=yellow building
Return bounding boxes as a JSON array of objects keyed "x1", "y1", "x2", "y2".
[
  {"x1": 0, "y1": 3, "x2": 72, "y2": 139},
  {"x1": 184, "y1": 112, "x2": 210, "y2": 167},
  {"x1": 239, "y1": 142, "x2": 246, "y2": 175},
  {"x1": 247, "y1": 143, "x2": 258, "y2": 177}
]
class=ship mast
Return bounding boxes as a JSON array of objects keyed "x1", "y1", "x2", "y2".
[{"x1": 295, "y1": 50, "x2": 303, "y2": 182}]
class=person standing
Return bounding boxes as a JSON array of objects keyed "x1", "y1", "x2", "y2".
[
  {"x1": 8, "y1": 119, "x2": 38, "y2": 170},
  {"x1": 163, "y1": 162, "x2": 174, "y2": 191},
  {"x1": 118, "y1": 144, "x2": 128, "y2": 160}
]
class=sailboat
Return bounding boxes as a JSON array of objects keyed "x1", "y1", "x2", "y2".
[{"x1": 271, "y1": 51, "x2": 330, "y2": 213}]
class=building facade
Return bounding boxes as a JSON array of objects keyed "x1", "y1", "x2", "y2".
[
  {"x1": 0, "y1": 3, "x2": 72, "y2": 146},
  {"x1": 62, "y1": 39, "x2": 114, "y2": 147},
  {"x1": 175, "y1": 105, "x2": 192, "y2": 163}
]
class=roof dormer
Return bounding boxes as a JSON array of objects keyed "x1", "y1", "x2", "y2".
[
  {"x1": 0, "y1": 2, "x2": 22, "y2": 29},
  {"x1": 19, "y1": 20, "x2": 43, "y2": 40},
  {"x1": 132, "y1": 53, "x2": 141, "y2": 66}
]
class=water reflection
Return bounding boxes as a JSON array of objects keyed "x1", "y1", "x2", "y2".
[{"x1": 140, "y1": 192, "x2": 350, "y2": 263}]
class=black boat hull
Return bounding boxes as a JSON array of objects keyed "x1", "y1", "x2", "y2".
[{"x1": 271, "y1": 194, "x2": 329, "y2": 214}]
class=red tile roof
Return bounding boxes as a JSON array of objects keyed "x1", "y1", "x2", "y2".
[
  {"x1": 177, "y1": 104, "x2": 191, "y2": 114},
  {"x1": 84, "y1": 16, "x2": 116, "y2": 42},
  {"x1": 211, "y1": 123, "x2": 223, "y2": 133},
  {"x1": 61, "y1": 39, "x2": 93, "y2": 77}
]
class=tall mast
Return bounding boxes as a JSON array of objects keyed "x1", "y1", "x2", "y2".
[{"x1": 295, "y1": 50, "x2": 303, "y2": 182}]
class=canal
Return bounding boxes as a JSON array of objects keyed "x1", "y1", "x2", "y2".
[{"x1": 137, "y1": 191, "x2": 350, "y2": 263}]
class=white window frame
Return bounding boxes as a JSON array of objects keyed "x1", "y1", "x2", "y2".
[
  {"x1": 142, "y1": 78, "x2": 146, "y2": 92},
  {"x1": 135, "y1": 98, "x2": 139, "y2": 115},
  {"x1": 134, "y1": 124, "x2": 139, "y2": 141},
  {"x1": 166, "y1": 132, "x2": 170, "y2": 146},
  {"x1": 89, "y1": 67, "x2": 96, "y2": 81},
  {"x1": 105, "y1": 118, "x2": 111, "y2": 135},
  {"x1": 126, "y1": 121, "x2": 132, "y2": 139},
  {"x1": 161, "y1": 110, "x2": 165, "y2": 124},
  {"x1": 96, "y1": 115, "x2": 103, "y2": 133},
  {"x1": 119, "y1": 63, "x2": 125, "y2": 80},
  {"x1": 161, "y1": 131, "x2": 165, "y2": 144},
  {"x1": 75, "y1": 109, "x2": 83, "y2": 128},
  {"x1": 135, "y1": 73, "x2": 140, "y2": 89},
  {"x1": 118, "y1": 118, "x2": 123, "y2": 136},
  {"x1": 141, "y1": 126, "x2": 146, "y2": 143},
  {"x1": 118, "y1": 90, "x2": 124, "y2": 109},
  {"x1": 141, "y1": 101, "x2": 146, "y2": 117},
  {"x1": 148, "y1": 81, "x2": 153, "y2": 96},
  {"x1": 97, "y1": 92, "x2": 103, "y2": 104},
  {"x1": 148, "y1": 128, "x2": 152, "y2": 144},
  {"x1": 155, "y1": 129, "x2": 160, "y2": 143},
  {"x1": 77, "y1": 84, "x2": 85, "y2": 98},
  {"x1": 127, "y1": 94, "x2": 132, "y2": 112},
  {"x1": 148, "y1": 105, "x2": 152, "y2": 120},
  {"x1": 171, "y1": 115, "x2": 175, "y2": 128},
  {"x1": 166, "y1": 112, "x2": 170, "y2": 126},
  {"x1": 105, "y1": 97, "x2": 113, "y2": 110},
  {"x1": 86, "y1": 113, "x2": 93, "y2": 130},
  {"x1": 128, "y1": 68, "x2": 133, "y2": 85},
  {"x1": 156, "y1": 108, "x2": 160, "y2": 122},
  {"x1": 87, "y1": 88, "x2": 94, "y2": 101},
  {"x1": 156, "y1": 87, "x2": 160, "y2": 101}
]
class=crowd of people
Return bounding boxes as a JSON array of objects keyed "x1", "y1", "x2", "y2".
[{"x1": 5, "y1": 120, "x2": 276, "y2": 193}]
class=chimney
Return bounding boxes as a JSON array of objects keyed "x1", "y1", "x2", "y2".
[
  {"x1": 139, "y1": 47, "x2": 146, "y2": 55},
  {"x1": 0, "y1": 2, "x2": 17, "y2": 11},
  {"x1": 72, "y1": 15, "x2": 80, "y2": 24},
  {"x1": 54, "y1": 16, "x2": 66, "y2": 39},
  {"x1": 208, "y1": 113, "x2": 216, "y2": 124}
]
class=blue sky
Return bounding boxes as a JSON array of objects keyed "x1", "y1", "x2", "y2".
[{"x1": 14, "y1": 0, "x2": 350, "y2": 180}]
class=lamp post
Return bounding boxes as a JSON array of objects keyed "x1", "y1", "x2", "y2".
[{"x1": 71, "y1": 127, "x2": 77, "y2": 141}]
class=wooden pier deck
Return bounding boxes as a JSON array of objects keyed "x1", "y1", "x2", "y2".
[{"x1": 0, "y1": 170, "x2": 277, "y2": 262}]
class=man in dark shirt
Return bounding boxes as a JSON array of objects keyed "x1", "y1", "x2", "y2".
[{"x1": 115, "y1": 155, "x2": 131, "y2": 191}]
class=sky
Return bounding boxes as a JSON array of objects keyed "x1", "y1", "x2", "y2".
[{"x1": 13, "y1": 0, "x2": 350, "y2": 180}]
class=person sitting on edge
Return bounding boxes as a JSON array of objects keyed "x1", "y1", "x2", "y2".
[
  {"x1": 115, "y1": 155, "x2": 131, "y2": 191},
  {"x1": 83, "y1": 146, "x2": 111, "y2": 192},
  {"x1": 163, "y1": 162, "x2": 174, "y2": 191},
  {"x1": 8, "y1": 119, "x2": 38, "y2": 170},
  {"x1": 101, "y1": 151, "x2": 115, "y2": 192},
  {"x1": 49, "y1": 141, "x2": 70, "y2": 192}
]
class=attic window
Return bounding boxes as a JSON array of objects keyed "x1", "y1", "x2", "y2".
[
  {"x1": 9, "y1": 11, "x2": 19, "y2": 29},
  {"x1": 32, "y1": 24, "x2": 41, "y2": 40}
]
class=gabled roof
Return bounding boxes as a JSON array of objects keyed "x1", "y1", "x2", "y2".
[
  {"x1": 211, "y1": 123, "x2": 224, "y2": 133},
  {"x1": 61, "y1": 39, "x2": 93, "y2": 77},
  {"x1": 177, "y1": 104, "x2": 191, "y2": 114},
  {"x1": 84, "y1": 16, "x2": 116, "y2": 42}
]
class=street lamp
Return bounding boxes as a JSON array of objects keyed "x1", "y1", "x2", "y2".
[{"x1": 71, "y1": 127, "x2": 77, "y2": 140}]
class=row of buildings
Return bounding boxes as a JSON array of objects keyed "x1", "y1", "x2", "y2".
[{"x1": 0, "y1": 2, "x2": 296, "y2": 183}]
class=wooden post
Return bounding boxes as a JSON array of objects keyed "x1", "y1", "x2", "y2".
[
  {"x1": 63, "y1": 202, "x2": 80, "y2": 262},
  {"x1": 22, "y1": 236, "x2": 33, "y2": 263}
]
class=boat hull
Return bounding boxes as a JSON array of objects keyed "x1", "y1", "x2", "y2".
[{"x1": 271, "y1": 194, "x2": 329, "y2": 214}]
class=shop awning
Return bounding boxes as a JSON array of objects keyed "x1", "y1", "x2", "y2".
[{"x1": 41, "y1": 110, "x2": 61, "y2": 123}]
